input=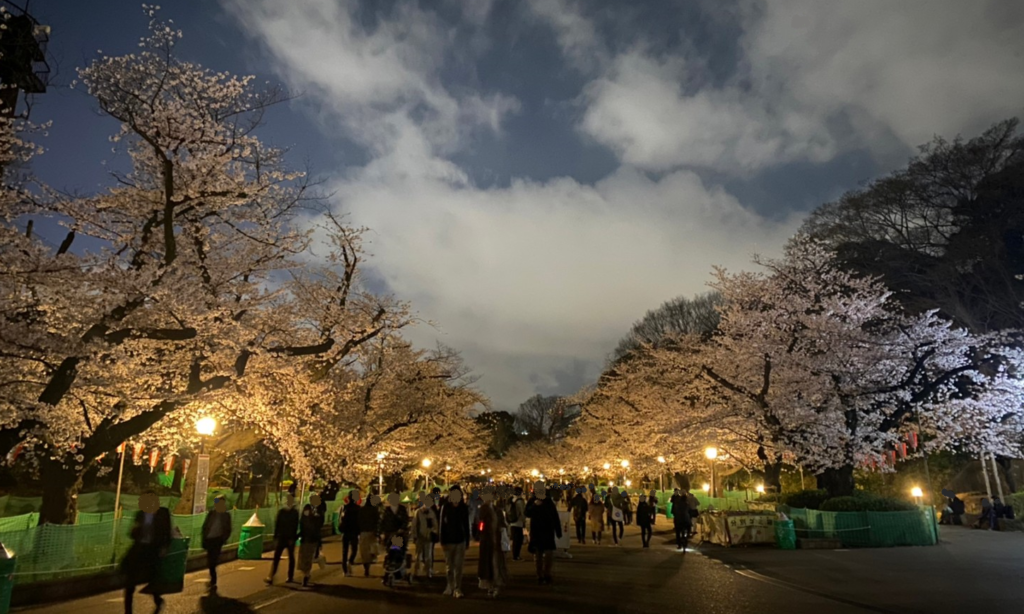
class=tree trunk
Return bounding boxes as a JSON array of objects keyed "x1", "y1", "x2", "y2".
[
  {"x1": 763, "y1": 461, "x2": 783, "y2": 494},
  {"x1": 169, "y1": 453, "x2": 184, "y2": 494},
  {"x1": 817, "y1": 464, "x2": 855, "y2": 498},
  {"x1": 173, "y1": 429, "x2": 264, "y2": 514},
  {"x1": 38, "y1": 458, "x2": 84, "y2": 525}
]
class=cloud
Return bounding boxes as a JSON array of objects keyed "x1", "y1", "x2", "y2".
[
  {"x1": 223, "y1": 0, "x2": 518, "y2": 155},
  {"x1": 580, "y1": 51, "x2": 836, "y2": 173},
  {"x1": 335, "y1": 148, "x2": 800, "y2": 408},
  {"x1": 537, "y1": 0, "x2": 1024, "y2": 174}
]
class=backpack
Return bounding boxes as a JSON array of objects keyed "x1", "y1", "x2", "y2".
[{"x1": 507, "y1": 497, "x2": 521, "y2": 523}]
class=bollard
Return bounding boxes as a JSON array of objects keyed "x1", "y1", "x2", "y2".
[
  {"x1": 148, "y1": 536, "x2": 190, "y2": 595},
  {"x1": 0, "y1": 543, "x2": 15, "y2": 614},
  {"x1": 238, "y1": 513, "x2": 265, "y2": 560}
]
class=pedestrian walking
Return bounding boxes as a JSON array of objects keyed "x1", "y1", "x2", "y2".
[
  {"x1": 525, "y1": 481, "x2": 562, "y2": 585},
  {"x1": 358, "y1": 494, "x2": 381, "y2": 576},
  {"x1": 201, "y1": 496, "x2": 232, "y2": 593},
  {"x1": 636, "y1": 494, "x2": 654, "y2": 548},
  {"x1": 508, "y1": 486, "x2": 527, "y2": 561},
  {"x1": 311, "y1": 491, "x2": 328, "y2": 561},
  {"x1": 570, "y1": 487, "x2": 588, "y2": 544},
  {"x1": 381, "y1": 491, "x2": 410, "y2": 548},
  {"x1": 605, "y1": 488, "x2": 624, "y2": 545},
  {"x1": 413, "y1": 491, "x2": 438, "y2": 579},
  {"x1": 477, "y1": 488, "x2": 509, "y2": 598},
  {"x1": 623, "y1": 490, "x2": 633, "y2": 525},
  {"x1": 587, "y1": 494, "x2": 605, "y2": 545},
  {"x1": 671, "y1": 490, "x2": 691, "y2": 551},
  {"x1": 339, "y1": 489, "x2": 361, "y2": 576},
  {"x1": 297, "y1": 503, "x2": 321, "y2": 586},
  {"x1": 685, "y1": 490, "x2": 700, "y2": 537},
  {"x1": 266, "y1": 494, "x2": 300, "y2": 585},
  {"x1": 121, "y1": 491, "x2": 172, "y2": 614},
  {"x1": 439, "y1": 485, "x2": 471, "y2": 598}
]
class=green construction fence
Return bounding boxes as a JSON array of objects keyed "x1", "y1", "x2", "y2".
[
  {"x1": 782, "y1": 505, "x2": 938, "y2": 547},
  {"x1": 0, "y1": 507, "x2": 280, "y2": 586}
]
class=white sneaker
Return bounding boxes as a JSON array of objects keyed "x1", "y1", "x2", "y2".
[
  {"x1": 443, "y1": 587, "x2": 453, "y2": 597},
  {"x1": 453, "y1": 589, "x2": 464, "y2": 599}
]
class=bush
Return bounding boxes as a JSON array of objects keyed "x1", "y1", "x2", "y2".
[
  {"x1": 782, "y1": 489, "x2": 829, "y2": 510},
  {"x1": 820, "y1": 494, "x2": 917, "y2": 512}
]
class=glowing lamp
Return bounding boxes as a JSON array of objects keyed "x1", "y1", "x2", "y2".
[{"x1": 196, "y1": 417, "x2": 217, "y2": 436}]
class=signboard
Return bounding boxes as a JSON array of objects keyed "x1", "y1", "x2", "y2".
[
  {"x1": 726, "y1": 514, "x2": 774, "y2": 545},
  {"x1": 192, "y1": 454, "x2": 210, "y2": 515}
]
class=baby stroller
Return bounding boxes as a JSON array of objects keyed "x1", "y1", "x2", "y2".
[{"x1": 382, "y1": 535, "x2": 412, "y2": 588}]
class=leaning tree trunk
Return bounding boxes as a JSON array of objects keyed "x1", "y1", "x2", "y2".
[
  {"x1": 38, "y1": 456, "x2": 86, "y2": 525},
  {"x1": 169, "y1": 453, "x2": 185, "y2": 494},
  {"x1": 173, "y1": 429, "x2": 264, "y2": 514},
  {"x1": 817, "y1": 464, "x2": 855, "y2": 498}
]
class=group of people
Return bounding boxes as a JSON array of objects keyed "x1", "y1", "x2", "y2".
[
  {"x1": 120, "y1": 482, "x2": 697, "y2": 611},
  {"x1": 939, "y1": 492, "x2": 1017, "y2": 530}
]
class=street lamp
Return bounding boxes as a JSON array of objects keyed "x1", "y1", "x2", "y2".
[
  {"x1": 421, "y1": 458, "x2": 432, "y2": 490},
  {"x1": 620, "y1": 459, "x2": 629, "y2": 485},
  {"x1": 376, "y1": 451, "x2": 386, "y2": 495},
  {"x1": 911, "y1": 486, "x2": 923, "y2": 505},
  {"x1": 531, "y1": 469, "x2": 539, "y2": 477},
  {"x1": 702, "y1": 483, "x2": 710, "y2": 493},
  {"x1": 756, "y1": 484, "x2": 765, "y2": 494},
  {"x1": 193, "y1": 417, "x2": 217, "y2": 516},
  {"x1": 445, "y1": 465, "x2": 451, "y2": 488},
  {"x1": 657, "y1": 456, "x2": 666, "y2": 492},
  {"x1": 705, "y1": 447, "x2": 719, "y2": 498}
]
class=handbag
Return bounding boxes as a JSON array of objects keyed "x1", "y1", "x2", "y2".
[
  {"x1": 371, "y1": 539, "x2": 382, "y2": 557},
  {"x1": 612, "y1": 508, "x2": 624, "y2": 523},
  {"x1": 500, "y1": 528, "x2": 511, "y2": 552}
]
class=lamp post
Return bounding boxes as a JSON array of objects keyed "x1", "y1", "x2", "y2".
[
  {"x1": 705, "y1": 447, "x2": 718, "y2": 499},
  {"x1": 603, "y1": 462, "x2": 611, "y2": 487},
  {"x1": 911, "y1": 486, "x2": 923, "y2": 506},
  {"x1": 376, "y1": 451, "x2": 386, "y2": 495},
  {"x1": 110, "y1": 440, "x2": 129, "y2": 558},
  {"x1": 445, "y1": 465, "x2": 451, "y2": 489},
  {"x1": 559, "y1": 468, "x2": 565, "y2": 484},
  {"x1": 657, "y1": 456, "x2": 666, "y2": 493},
  {"x1": 194, "y1": 417, "x2": 217, "y2": 515},
  {"x1": 620, "y1": 459, "x2": 629, "y2": 486},
  {"x1": 421, "y1": 458, "x2": 432, "y2": 490}
]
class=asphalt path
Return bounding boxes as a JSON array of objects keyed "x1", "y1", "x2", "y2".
[{"x1": 19, "y1": 524, "x2": 869, "y2": 614}]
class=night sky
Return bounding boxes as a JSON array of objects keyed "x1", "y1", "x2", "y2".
[{"x1": 27, "y1": 0, "x2": 1024, "y2": 409}]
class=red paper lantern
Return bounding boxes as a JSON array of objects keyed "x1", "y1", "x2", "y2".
[
  {"x1": 149, "y1": 449, "x2": 160, "y2": 472},
  {"x1": 163, "y1": 454, "x2": 176, "y2": 474},
  {"x1": 132, "y1": 443, "x2": 145, "y2": 464}
]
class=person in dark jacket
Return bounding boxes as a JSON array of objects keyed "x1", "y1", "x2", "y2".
[
  {"x1": 358, "y1": 494, "x2": 381, "y2": 577},
  {"x1": 297, "y1": 504, "x2": 321, "y2": 586},
  {"x1": 635, "y1": 494, "x2": 654, "y2": 548},
  {"x1": 121, "y1": 491, "x2": 172, "y2": 614},
  {"x1": 380, "y1": 492, "x2": 410, "y2": 545},
  {"x1": 671, "y1": 489, "x2": 691, "y2": 551},
  {"x1": 340, "y1": 489, "x2": 362, "y2": 576},
  {"x1": 201, "y1": 496, "x2": 232, "y2": 592},
  {"x1": 266, "y1": 494, "x2": 299, "y2": 585},
  {"x1": 570, "y1": 488, "x2": 588, "y2": 544},
  {"x1": 439, "y1": 485, "x2": 470, "y2": 598},
  {"x1": 310, "y1": 493, "x2": 327, "y2": 560},
  {"x1": 525, "y1": 482, "x2": 562, "y2": 585}
]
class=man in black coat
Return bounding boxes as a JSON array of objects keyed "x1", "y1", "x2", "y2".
[
  {"x1": 570, "y1": 488, "x2": 588, "y2": 544},
  {"x1": 525, "y1": 481, "x2": 562, "y2": 585},
  {"x1": 201, "y1": 496, "x2": 232, "y2": 593},
  {"x1": 340, "y1": 489, "x2": 362, "y2": 576},
  {"x1": 266, "y1": 494, "x2": 299, "y2": 584},
  {"x1": 122, "y1": 491, "x2": 172, "y2": 614}
]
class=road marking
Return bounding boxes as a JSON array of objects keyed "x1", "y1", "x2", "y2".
[
  {"x1": 106, "y1": 598, "x2": 124, "y2": 603},
  {"x1": 253, "y1": 594, "x2": 292, "y2": 610},
  {"x1": 735, "y1": 568, "x2": 898, "y2": 613},
  {"x1": 239, "y1": 566, "x2": 256, "y2": 570}
]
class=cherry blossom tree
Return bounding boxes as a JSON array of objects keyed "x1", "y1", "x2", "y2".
[{"x1": 0, "y1": 9, "x2": 407, "y2": 523}]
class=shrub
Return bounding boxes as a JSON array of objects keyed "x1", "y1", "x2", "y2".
[
  {"x1": 782, "y1": 489, "x2": 829, "y2": 510},
  {"x1": 820, "y1": 494, "x2": 917, "y2": 512}
]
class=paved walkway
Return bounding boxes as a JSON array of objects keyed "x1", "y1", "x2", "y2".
[
  {"x1": 700, "y1": 524, "x2": 1024, "y2": 613},
  {"x1": 16, "y1": 524, "x2": 867, "y2": 614}
]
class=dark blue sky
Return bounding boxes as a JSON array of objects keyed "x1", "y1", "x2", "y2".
[{"x1": 24, "y1": 0, "x2": 1024, "y2": 409}]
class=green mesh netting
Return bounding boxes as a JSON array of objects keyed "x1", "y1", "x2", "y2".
[
  {"x1": 2, "y1": 508, "x2": 280, "y2": 585},
  {"x1": 782, "y1": 506, "x2": 938, "y2": 547}
]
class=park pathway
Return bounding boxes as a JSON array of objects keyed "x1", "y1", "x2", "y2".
[{"x1": 17, "y1": 524, "x2": 866, "y2": 614}]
